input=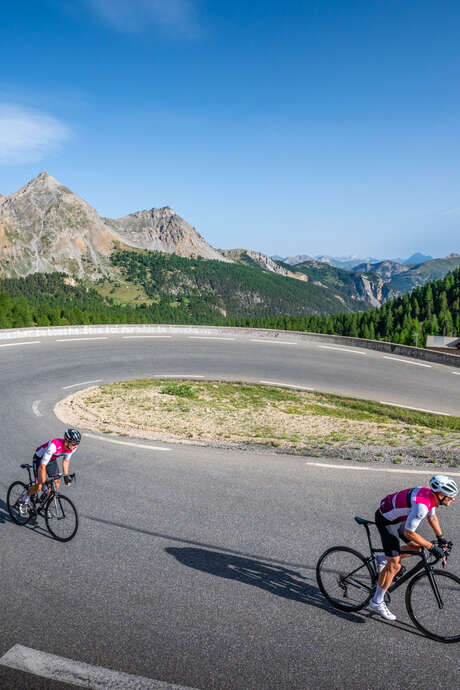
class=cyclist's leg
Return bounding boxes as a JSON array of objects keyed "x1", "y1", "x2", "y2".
[
  {"x1": 378, "y1": 555, "x2": 402, "y2": 589},
  {"x1": 28, "y1": 458, "x2": 57, "y2": 497},
  {"x1": 24, "y1": 456, "x2": 42, "y2": 499},
  {"x1": 370, "y1": 511, "x2": 401, "y2": 618},
  {"x1": 374, "y1": 509, "x2": 402, "y2": 573}
]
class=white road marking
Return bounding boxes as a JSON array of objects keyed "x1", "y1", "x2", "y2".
[
  {"x1": 379, "y1": 401, "x2": 451, "y2": 416},
  {"x1": 62, "y1": 379, "x2": 103, "y2": 390},
  {"x1": 383, "y1": 355, "x2": 431, "y2": 368},
  {"x1": 0, "y1": 341, "x2": 40, "y2": 347},
  {"x1": 86, "y1": 434, "x2": 171, "y2": 451},
  {"x1": 153, "y1": 374, "x2": 204, "y2": 378},
  {"x1": 259, "y1": 380, "x2": 314, "y2": 390},
  {"x1": 249, "y1": 339, "x2": 297, "y2": 345},
  {"x1": 0, "y1": 644, "x2": 198, "y2": 689},
  {"x1": 56, "y1": 337, "x2": 108, "y2": 342},
  {"x1": 32, "y1": 400, "x2": 42, "y2": 417},
  {"x1": 123, "y1": 335, "x2": 172, "y2": 339},
  {"x1": 318, "y1": 345, "x2": 367, "y2": 355},
  {"x1": 453, "y1": 372, "x2": 460, "y2": 376},
  {"x1": 189, "y1": 336, "x2": 235, "y2": 341},
  {"x1": 305, "y1": 461, "x2": 460, "y2": 476}
]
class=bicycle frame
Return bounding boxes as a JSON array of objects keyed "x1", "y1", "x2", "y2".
[
  {"x1": 19, "y1": 464, "x2": 75, "y2": 515},
  {"x1": 357, "y1": 519, "x2": 448, "y2": 610}
]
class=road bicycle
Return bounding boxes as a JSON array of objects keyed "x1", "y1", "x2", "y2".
[
  {"x1": 316, "y1": 516, "x2": 459, "y2": 643},
  {"x1": 7, "y1": 464, "x2": 78, "y2": 542}
]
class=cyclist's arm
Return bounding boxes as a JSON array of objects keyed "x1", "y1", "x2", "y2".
[
  {"x1": 403, "y1": 504, "x2": 433, "y2": 549},
  {"x1": 403, "y1": 530, "x2": 434, "y2": 550},
  {"x1": 427, "y1": 512, "x2": 443, "y2": 538},
  {"x1": 62, "y1": 458, "x2": 70, "y2": 475}
]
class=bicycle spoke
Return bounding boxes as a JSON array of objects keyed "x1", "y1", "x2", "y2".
[
  {"x1": 316, "y1": 547, "x2": 375, "y2": 611},
  {"x1": 45, "y1": 495, "x2": 78, "y2": 542},
  {"x1": 7, "y1": 481, "x2": 32, "y2": 525},
  {"x1": 407, "y1": 570, "x2": 460, "y2": 642}
]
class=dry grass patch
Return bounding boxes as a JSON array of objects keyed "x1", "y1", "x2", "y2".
[{"x1": 54, "y1": 379, "x2": 460, "y2": 466}]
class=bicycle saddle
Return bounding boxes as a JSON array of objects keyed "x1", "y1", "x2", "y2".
[
  {"x1": 354, "y1": 516, "x2": 375, "y2": 525},
  {"x1": 20, "y1": 463, "x2": 32, "y2": 469}
]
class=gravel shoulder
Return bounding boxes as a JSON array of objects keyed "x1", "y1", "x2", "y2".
[{"x1": 54, "y1": 379, "x2": 460, "y2": 468}]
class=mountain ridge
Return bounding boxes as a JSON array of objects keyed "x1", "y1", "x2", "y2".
[
  {"x1": 1, "y1": 172, "x2": 459, "y2": 314},
  {"x1": 0, "y1": 172, "x2": 229, "y2": 280}
]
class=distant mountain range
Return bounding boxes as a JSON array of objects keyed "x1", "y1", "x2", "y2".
[
  {"x1": 0, "y1": 173, "x2": 458, "y2": 317},
  {"x1": 273, "y1": 252, "x2": 435, "y2": 269}
]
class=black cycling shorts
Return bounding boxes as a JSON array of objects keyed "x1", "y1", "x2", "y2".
[
  {"x1": 33, "y1": 456, "x2": 59, "y2": 483},
  {"x1": 375, "y1": 509, "x2": 410, "y2": 558}
]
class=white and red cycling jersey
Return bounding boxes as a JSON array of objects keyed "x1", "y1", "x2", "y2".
[
  {"x1": 34, "y1": 438, "x2": 77, "y2": 467},
  {"x1": 379, "y1": 487, "x2": 437, "y2": 533}
]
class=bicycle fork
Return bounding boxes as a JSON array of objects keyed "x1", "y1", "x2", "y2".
[{"x1": 426, "y1": 567, "x2": 444, "y2": 609}]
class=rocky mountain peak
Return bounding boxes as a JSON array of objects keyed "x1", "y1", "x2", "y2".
[
  {"x1": 104, "y1": 206, "x2": 228, "y2": 262},
  {"x1": 221, "y1": 248, "x2": 307, "y2": 281},
  {"x1": 21, "y1": 171, "x2": 63, "y2": 191},
  {"x1": 0, "y1": 173, "x2": 229, "y2": 277},
  {"x1": 0, "y1": 174, "x2": 128, "y2": 279}
]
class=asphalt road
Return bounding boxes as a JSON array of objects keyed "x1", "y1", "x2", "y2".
[{"x1": 0, "y1": 333, "x2": 459, "y2": 689}]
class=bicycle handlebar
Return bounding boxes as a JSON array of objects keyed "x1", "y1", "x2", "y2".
[
  {"x1": 45, "y1": 473, "x2": 76, "y2": 485},
  {"x1": 427, "y1": 539, "x2": 453, "y2": 567}
]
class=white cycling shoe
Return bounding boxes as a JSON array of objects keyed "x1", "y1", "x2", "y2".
[
  {"x1": 18, "y1": 501, "x2": 30, "y2": 517},
  {"x1": 369, "y1": 599, "x2": 396, "y2": 621}
]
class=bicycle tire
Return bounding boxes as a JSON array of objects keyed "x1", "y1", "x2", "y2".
[
  {"x1": 406, "y1": 569, "x2": 460, "y2": 643},
  {"x1": 45, "y1": 495, "x2": 79, "y2": 542},
  {"x1": 7, "y1": 481, "x2": 33, "y2": 526},
  {"x1": 316, "y1": 546, "x2": 376, "y2": 612}
]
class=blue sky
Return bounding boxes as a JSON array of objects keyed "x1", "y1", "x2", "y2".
[{"x1": 1, "y1": 0, "x2": 459, "y2": 259}]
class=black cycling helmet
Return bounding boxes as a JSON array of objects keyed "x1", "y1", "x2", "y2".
[{"x1": 64, "y1": 428, "x2": 81, "y2": 444}]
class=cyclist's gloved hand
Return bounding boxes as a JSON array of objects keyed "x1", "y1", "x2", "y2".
[
  {"x1": 64, "y1": 475, "x2": 72, "y2": 486},
  {"x1": 437, "y1": 536, "x2": 449, "y2": 547},
  {"x1": 429, "y1": 544, "x2": 445, "y2": 559}
]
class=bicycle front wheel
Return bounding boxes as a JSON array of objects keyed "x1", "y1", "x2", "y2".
[
  {"x1": 406, "y1": 570, "x2": 460, "y2": 643},
  {"x1": 45, "y1": 495, "x2": 79, "y2": 542},
  {"x1": 316, "y1": 546, "x2": 375, "y2": 611},
  {"x1": 7, "y1": 481, "x2": 33, "y2": 526}
]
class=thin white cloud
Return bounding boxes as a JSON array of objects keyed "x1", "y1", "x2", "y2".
[
  {"x1": 86, "y1": 0, "x2": 198, "y2": 34},
  {"x1": 0, "y1": 105, "x2": 71, "y2": 165}
]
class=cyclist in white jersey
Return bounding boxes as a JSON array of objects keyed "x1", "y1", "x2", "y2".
[
  {"x1": 369, "y1": 474, "x2": 457, "y2": 621},
  {"x1": 19, "y1": 428, "x2": 81, "y2": 516}
]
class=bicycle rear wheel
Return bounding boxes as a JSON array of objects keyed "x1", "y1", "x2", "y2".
[
  {"x1": 406, "y1": 570, "x2": 460, "y2": 643},
  {"x1": 7, "y1": 481, "x2": 33, "y2": 525},
  {"x1": 45, "y1": 495, "x2": 79, "y2": 542},
  {"x1": 316, "y1": 546, "x2": 375, "y2": 611}
]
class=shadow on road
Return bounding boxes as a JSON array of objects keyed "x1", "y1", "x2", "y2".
[
  {"x1": 166, "y1": 546, "x2": 364, "y2": 623},
  {"x1": 0, "y1": 495, "x2": 15, "y2": 524},
  {"x1": 82, "y1": 514, "x2": 427, "y2": 637},
  {"x1": 82, "y1": 513, "x2": 316, "y2": 570}
]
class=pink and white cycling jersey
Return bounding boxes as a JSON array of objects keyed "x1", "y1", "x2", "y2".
[
  {"x1": 380, "y1": 487, "x2": 437, "y2": 532},
  {"x1": 34, "y1": 438, "x2": 76, "y2": 466}
]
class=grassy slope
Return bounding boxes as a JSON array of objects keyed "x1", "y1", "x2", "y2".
[{"x1": 110, "y1": 249, "x2": 371, "y2": 317}]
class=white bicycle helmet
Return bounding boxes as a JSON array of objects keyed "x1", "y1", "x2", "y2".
[{"x1": 429, "y1": 475, "x2": 458, "y2": 497}]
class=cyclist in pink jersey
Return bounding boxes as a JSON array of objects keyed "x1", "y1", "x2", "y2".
[
  {"x1": 19, "y1": 428, "x2": 81, "y2": 516},
  {"x1": 369, "y1": 474, "x2": 457, "y2": 620}
]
